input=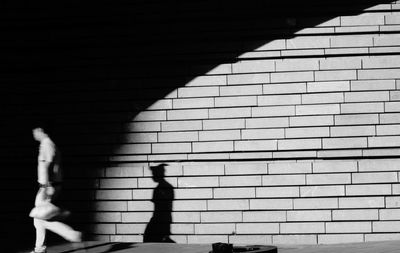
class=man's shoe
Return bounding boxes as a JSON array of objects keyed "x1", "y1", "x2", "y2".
[
  {"x1": 69, "y1": 231, "x2": 83, "y2": 242},
  {"x1": 30, "y1": 246, "x2": 46, "y2": 253}
]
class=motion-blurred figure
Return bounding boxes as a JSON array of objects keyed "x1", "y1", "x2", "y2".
[{"x1": 30, "y1": 126, "x2": 82, "y2": 253}]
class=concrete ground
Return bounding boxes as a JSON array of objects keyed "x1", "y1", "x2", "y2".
[{"x1": 18, "y1": 240, "x2": 400, "y2": 253}]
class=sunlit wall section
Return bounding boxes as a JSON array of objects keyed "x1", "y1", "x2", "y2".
[
  {"x1": 118, "y1": 10, "x2": 400, "y2": 162},
  {"x1": 92, "y1": 2, "x2": 400, "y2": 245}
]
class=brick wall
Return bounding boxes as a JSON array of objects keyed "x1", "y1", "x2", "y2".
[
  {"x1": 77, "y1": 160, "x2": 400, "y2": 244},
  {"x1": 2, "y1": 0, "x2": 400, "y2": 247}
]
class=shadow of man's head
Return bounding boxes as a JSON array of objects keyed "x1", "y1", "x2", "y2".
[{"x1": 150, "y1": 164, "x2": 167, "y2": 183}]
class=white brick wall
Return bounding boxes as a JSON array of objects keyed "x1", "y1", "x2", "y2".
[
  {"x1": 227, "y1": 74, "x2": 270, "y2": 85},
  {"x1": 294, "y1": 198, "x2": 338, "y2": 210},
  {"x1": 273, "y1": 235, "x2": 317, "y2": 244},
  {"x1": 302, "y1": 93, "x2": 344, "y2": 104},
  {"x1": 256, "y1": 187, "x2": 299, "y2": 198},
  {"x1": 269, "y1": 162, "x2": 312, "y2": 174},
  {"x1": 296, "y1": 104, "x2": 340, "y2": 115},
  {"x1": 215, "y1": 96, "x2": 257, "y2": 107},
  {"x1": 204, "y1": 119, "x2": 245, "y2": 130},
  {"x1": 339, "y1": 197, "x2": 385, "y2": 209},
  {"x1": 219, "y1": 176, "x2": 262, "y2": 187},
  {"x1": 263, "y1": 83, "x2": 307, "y2": 94},
  {"x1": 280, "y1": 222, "x2": 325, "y2": 234},
  {"x1": 326, "y1": 222, "x2": 372, "y2": 233},
  {"x1": 286, "y1": 36, "x2": 330, "y2": 49},
  {"x1": 335, "y1": 114, "x2": 379, "y2": 125},
  {"x1": 178, "y1": 87, "x2": 219, "y2": 98},
  {"x1": 351, "y1": 80, "x2": 396, "y2": 91},
  {"x1": 258, "y1": 94, "x2": 301, "y2": 106},
  {"x1": 289, "y1": 115, "x2": 333, "y2": 127},
  {"x1": 318, "y1": 234, "x2": 364, "y2": 244},
  {"x1": 232, "y1": 60, "x2": 275, "y2": 73},
  {"x1": 287, "y1": 210, "x2": 331, "y2": 221},
  {"x1": 307, "y1": 81, "x2": 350, "y2": 93},
  {"x1": 237, "y1": 223, "x2": 279, "y2": 234},
  {"x1": 47, "y1": 2, "x2": 400, "y2": 246},
  {"x1": 333, "y1": 210, "x2": 379, "y2": 221},
  {"x1": 306, "y1": 173, "x2": 351, "y2": 185}
]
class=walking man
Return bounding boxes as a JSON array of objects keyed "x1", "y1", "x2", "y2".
[{"x1": 30, "y1": 126, "x2": 82, "y2": 253}]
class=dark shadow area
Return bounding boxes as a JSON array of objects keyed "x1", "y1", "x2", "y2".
[
  {"x1": 99, "y1": 242, "x2": 137, "y2": 253},
  {"x1": 60, "y1": 242, "x2": 137, "y2": 253},
  {"x1": 144, "y1": 164, "x2": 175, "y2": 243},
  {"x1": 17, "y1": 242, "x2": 137, "y2": 253},
  {"x1": 0, "y1": 0, "x2": 394, "y2": 250}
]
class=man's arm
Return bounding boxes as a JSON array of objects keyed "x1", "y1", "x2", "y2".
[{"x1": 37, "y1": 140, "x2": 55, "y2": 185}]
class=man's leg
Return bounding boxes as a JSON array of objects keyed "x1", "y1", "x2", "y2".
[
  {"x1": 42, "y1": 220, "x2": 82, "y2": 242},
  {"x1": 32, "y1": 188, "x2": 48, "y2": 253},
  {"x1": 42, "y1": 186, "x2": 82, "y2": 242},
  {"x1": 33, "y1": 219, "x2": 47, "y2": 253}
]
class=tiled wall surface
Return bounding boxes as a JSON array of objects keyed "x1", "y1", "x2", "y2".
[
  {"x1": 3, "y1": 0, "x2": 400, "y2": 246},
  {"x1": 70, "y1": 1, "x2": 400, "y2": 244},
  {"x1": 72, "y1": 159, "x2": 400, "y2": 244}
]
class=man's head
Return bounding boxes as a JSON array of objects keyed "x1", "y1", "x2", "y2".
[
  {"x1": 32, "y1": 127, "x2": 48, "y2": 142},
  {"x1": 32, "y1": 120, "x2": 54, "y2": 142}
]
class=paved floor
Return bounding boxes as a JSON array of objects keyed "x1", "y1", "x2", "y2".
[
  {"x1": 277, "y1": 240, "x2": 400, "y2": 253},
  {"x1": 18, "y1": 240, "x2": 400, "y2": 253}
]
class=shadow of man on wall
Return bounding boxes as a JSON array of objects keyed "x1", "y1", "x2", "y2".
[{"x1": 143, "y1": 164, "x2": 175, "y2": 243}]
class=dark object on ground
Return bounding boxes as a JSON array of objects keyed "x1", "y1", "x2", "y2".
[
  {"x1": 211, "y1": 243, "x2": 233, "y2": 253},
  {"x1": 210, "y1": 243, "x2": 277, "y2": 253}
]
